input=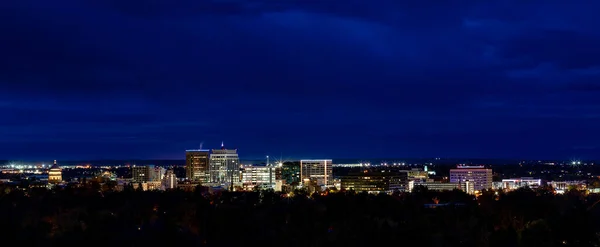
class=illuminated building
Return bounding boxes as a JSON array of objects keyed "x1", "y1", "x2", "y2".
[
  {"x1": 48, "y1": 160, "x2": 62, "y2": 184},
  {"x1": 549, "y1": 180, "x2": 586, "y2": 194},
  {"x1": 132, "y1": 166, "x2": 148, "y2": 183},
  {"x1": 500, "y1": 177, "x2": 542, "y2": 191},
  {"x1": 407, "y1": 168, "x2": 429, "y2": 179},
  {"x1": 240, "y1": 164, "x2": 278, "y2": 191},
  {"x1": 409, "y1": 181, "x2": 475, "y2": 194},
  {"x1": 146, "y1": 181, "x2": 162, "y2": 191},
  {"x1": 162, "y1": 169, "x2": 177, "y2": 189},
  {"x1": 300, "y1": 159, "x2": 333, "y2": 188},
  {"x1": 340, "y1": 171, "x2": 406, "y2": 193},
  {"x1": 132, "y1": 165, "x2": 165, "y2": 183},
  {"x1": 208, "y1": 143, "x2": 240, "y2": 188},
  {"x1": 449, "y1": 165, "x2": 493, "y2": 191},
  {"x1": 149, "y1": 166, "x2": 165, "y2": 182},
  {"x1": 186, "y1": 149, "x2": 209, "y2": 182},
  {"x1": 100, "y1": 171, "x2": 117, "y2": 181},
  {"x1": 281, "y1": 161, "x2": 300, "y2": 185}
]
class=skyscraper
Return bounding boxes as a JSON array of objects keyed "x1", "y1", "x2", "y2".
[
  {"x1": 186, "y1": 149, "x2": 210, "y2": 182},
  {"x1": 208, "y1": 143, "x2": 240, "y2": 188},
  {"x1": 300, "y1": 159, "x2": 333, "y2": 188}
]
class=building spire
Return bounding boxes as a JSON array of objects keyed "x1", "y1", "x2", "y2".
[{"x1": 221, "y1": 141, "x2": 224, "y2": 149}]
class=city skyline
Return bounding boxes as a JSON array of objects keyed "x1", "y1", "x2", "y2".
[{"x1": 2, "y1": 1, "x2": 600, "y2": 160}]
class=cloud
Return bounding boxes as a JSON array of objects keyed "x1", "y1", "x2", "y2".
[{"x1": 1, "y1": 0, "x2": 600, "y2": 159}]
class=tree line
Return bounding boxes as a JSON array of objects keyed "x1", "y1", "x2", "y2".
[{"x1": 0, "y1": 184, "x2": 599, "y2": 247}]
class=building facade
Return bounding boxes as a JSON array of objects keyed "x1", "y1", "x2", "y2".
[
  {"x1": 340, "y1": 171, "x2": 406, "y2": 193},
  {"x1": 409, "y1": 181, "x2": 475, "y2": 194},
  {"x1": 407, "y1": 168, "x2": 429, "y2": 179},
  {"x1": 149, "y1": 166, "x2": 166, "y2": 182},
  {"x1": 208, "y1": 146, "x2": 240, "y2": 186},
  {"x1": 549, "y1": 180, "x2": 586, "y2": 194},
  {"x1": 449, "y1": 165, "x2": 493, "y2": 191},
  {"x1": 132, "y1": 166, "x2": 148, "y2": 183},
  {"x1": 186, "y1": 149, "x2": 210, "y2": 182},
  {"x1": 300, "y1": 159, "x2": 333, "y2": 188},
  {"x1": 48, "y1": 160, "x2": 62, "y2": 184},
  {"x1": 163, "y1": 169, "x2": 177, "y2": 189},
  {"x1": 132, "y1": 165, "x2": 165, "y2": 183},
  {"x1": 500, "y1": 177, "x2": 542, "y2": 191},
  {"x1": 281, "y1": 161, "x2": 300, "y2": 185},
  {"x1": 240, "y1": 164, "x2": 279, "y2": 191}
]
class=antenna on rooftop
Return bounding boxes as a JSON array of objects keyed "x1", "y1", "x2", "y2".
[{"x1": 199, "y1": 142, "x2": 204, "y2": 150}]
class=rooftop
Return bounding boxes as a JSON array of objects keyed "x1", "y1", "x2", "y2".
[{"x1": 186, "y1": 149, "x2": 210, "y2": 152}]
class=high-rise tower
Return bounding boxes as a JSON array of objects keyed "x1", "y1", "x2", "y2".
[
  {"x1": 186, "y1": 149, "x2": 210, "y2": 182},
  {"x1": 208, "y1": 143, "x2": 240, "y2": 188}
]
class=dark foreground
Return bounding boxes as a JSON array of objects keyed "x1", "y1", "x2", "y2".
[{"x1": 1, "y1": 185, "x2": 599, "y2": 247}]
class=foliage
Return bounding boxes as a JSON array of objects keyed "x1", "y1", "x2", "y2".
[{"x1": 0, "y1": 186, "x2": 598, "y2": 246}]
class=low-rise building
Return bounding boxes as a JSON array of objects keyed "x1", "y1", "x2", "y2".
[
  {"x1": 340, "y1": 171, "x2": 406, "y2": 193},
  {"x1": 409, "y1": 181, "x2": 475, "y2": 194},
  {"x1": 500, "y1": 177, "x2": 542, "y2": 191},
  {"x1": 240, "y1": 164, "x2": 280, "y2": 191},
  {"x1": 549, "y1": 180, "x2": 586, "y2": 194}
]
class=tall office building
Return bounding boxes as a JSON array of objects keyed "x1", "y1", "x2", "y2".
[
  {"x1": 186, "y1": 149, "x2": 210, "y2": 182},
  {"x1": 300, "y1": 159, "x2": 333, "y2": 188},
  {"x1": 208, "y1": 143, "x2": 240, "y2": 187},
  {"x1": 449, "y1": 165, "x2": 493, "y2": 191}
]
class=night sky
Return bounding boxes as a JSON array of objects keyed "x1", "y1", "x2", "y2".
[{"x1": 1, "y1": 1, "x2": 599, "y2": 160}]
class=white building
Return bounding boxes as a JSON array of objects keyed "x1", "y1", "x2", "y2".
[
  {"x1": 300, "y1": 159, "x2": 333, "y2": 188},
  {"x1": 549, "y1": 180, "x2": 586, "y2": 194},
  {"x1": 500, "y1": 177, "x2": 541, "y2": 191},
  {"x1": 449, "y1": 165, "x2": 493, "y2": 191},
  {"x1": 240, "y1": 164, "x2": 277, "y2": 191},
  {"x1": 209, "y1": 144, "x2": 240, "y2": 187},
  {"x1": 162, "y1": 169, "x2": 177, "y2": 190}
]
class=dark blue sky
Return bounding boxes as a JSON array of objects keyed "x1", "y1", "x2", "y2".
[{"x1": 1, "y1": 1, "x2": 599, "y2": 160}]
